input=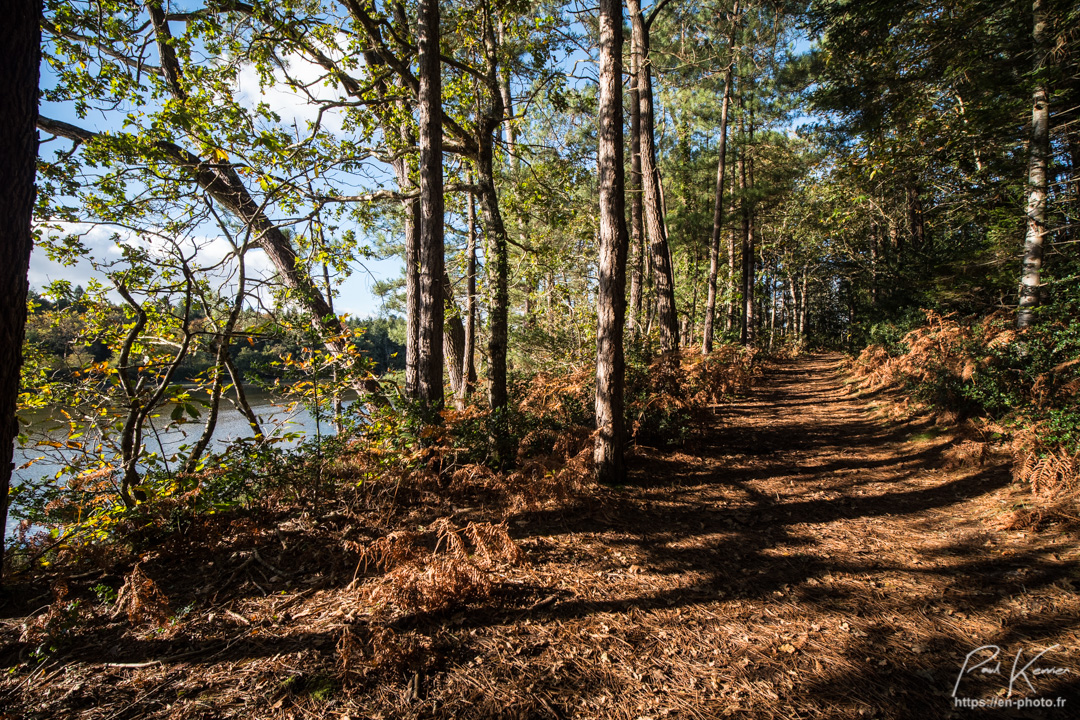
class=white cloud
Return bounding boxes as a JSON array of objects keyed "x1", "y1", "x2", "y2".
[
  {"x1": 30, "y1": 221, "x2": 392, "y2": 318},
  {"x1": 31, "y1": 223, "x2": 274, "y2": 296},
  {"x1": 232, "y1": 44, "x2": 355, "y2": 138},
  {"x1": 30, "y1": 224, "x2": 116, "y2": 293}
]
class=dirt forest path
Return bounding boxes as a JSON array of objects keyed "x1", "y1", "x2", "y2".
[{"x1": 502, "y1": 353, "x2": 1080, "y2": 719}]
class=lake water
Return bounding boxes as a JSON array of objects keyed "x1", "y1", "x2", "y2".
[{"x1": 7, "y1": 393, "x2": 348, "y2": 538}]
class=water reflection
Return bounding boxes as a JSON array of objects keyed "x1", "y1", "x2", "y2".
[{"x1": 8, "y1": 393, "x2": 348, "y2": 537}]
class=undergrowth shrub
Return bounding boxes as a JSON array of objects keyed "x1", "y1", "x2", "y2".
[
  {"x1": 852, "y1": 310, "x2": 1080, "y2": 503},
  {"x1": 7, "y1": 344, "x2": 759, "y2": 574},
  {"x1": 18, "y1": 581, "x2": 85, "y2": 661},
  {"x1": 625, "y1": 346, "x2": 757, "y2": 447}
]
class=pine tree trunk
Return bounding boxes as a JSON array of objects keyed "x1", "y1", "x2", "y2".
[
  {"x1": 594, "y1": 0, "x2": 628, "y2": 485},
  {"x1": 906, "y1": 184, "x2": 925, "y2": 249},
  {"x1": 737, "y1": 109, "x2": 750, "y2": 344},
  {"x1": 417, "y1": 0, "x2": 444, "y2": 407},
  {"x1": 725, "y1": 156, "x2": 737, "y2": 332},
  {"x1": 627, "y1": 29, "x2": 645, "y2": 339},
  {"x1": 869, "y1": 223, "x2": 879, "y2": 306},
  {"x1": 477, "y1": 146, "x2": 509, "y2": 413},
  {"x1": 800, "y1": 270, "x2": 809, "y2": 340},
  {"x1": 441, "y1": 270, "x2": 466, "y2": 397},
  {"x1": 470, "y1": 8, "x2": 511, "y2": 418},
  {"x1": 702, "y1": 4, "x2": 739, "y2": 354},
  {"x1": 396, "y1": 135, "x2": 422, "y2": 397},
  {"x1": 702, "y1": 65, "x2": 733, "y2": 353},
  {"x1": 456, "y1": 186, "x2": 478, "y2": 409},
  {"x1": 627, "y1": 0, "x2": 678, "y2": 353},
  {"x1": 787, "y1": 277, "x2": 798, "y2": 343},
  {"x1": 742, "y1": 103, "x2": 756, "y2": 347},
  {"x1": 496, "y1": 17, "x2": 516, "y2": 160},
  {"x1": 0, "y1": 0, "x2": 40, "y2": 585},
  {"x1": 1018, "y1": 0, "x2": 1050, "y2": 329}
]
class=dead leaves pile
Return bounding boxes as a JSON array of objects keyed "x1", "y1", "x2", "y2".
[{"x1": 356, "y1": 519, "x2": 527, "y2": 616}]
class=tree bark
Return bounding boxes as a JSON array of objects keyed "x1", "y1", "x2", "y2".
[
  {"x1": 417, "y1": 0, "x2": 444, "y2": 407},
  {"x1": 594, "y1": 0, "x2": 628, "y2": 485},
  {"x1": 627, "y1": 0, "x2": 678, "y2": 353},
  {"x1": 1017, "y1": 0, "x2": 1050, "y2": 329},
  {"x1": 0, "y1": 0, "x2": 40, "y2": 585},
  {"x1": 441, "y1": 269, "x2": 467, "y2": 397},
  {"x1": 472, "y1": 8, "x2": 511, "y2": 417},
  {"x1": 741, "y1": 101, "x2": 756, "y2": 347},
  {"x1": 786, "y1": 275, "x2": 798, "y2": 342},
  {"x1": 800, "y1": 269, "x2": 808, "y2": 340},
  {"x1": 456, "y1": 186, "x2": 478, "y2": 409},
  {"x1": 702, "y1": 14, "x2": 738, "y2": 354},
  {"x1": 906, "y1": 183, "x2": 925, "y2": 250},
  {"x1": 737, "y1": 109, "x2": 749, "y2": 343},
  {"x1": 395, "y1": 114, "x2": 423, "y2": 398},
  {"x1": 477, "y1": 145, "x2": 509, "y2": 413},
  {"x1": 495, "y1": 18, "x2": 516, "y2": 160},
  {"x1": 869, "y1": 223, "x2": 879, "y2": 306},
  {"x1": 626, "y1": 26, "x2": 645, "y2": 340},
  {"x1": 725, "y1": 151, "x2": 738, "y2": 332}
]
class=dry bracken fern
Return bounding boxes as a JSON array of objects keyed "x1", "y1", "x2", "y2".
[{"x1": 114, "y1": 563, "x2": 171, "y2": 627}]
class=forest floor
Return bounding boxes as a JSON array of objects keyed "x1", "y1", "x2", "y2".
[{"x1": 2, "y1": 354, "x2": 1079, "y2": 719}]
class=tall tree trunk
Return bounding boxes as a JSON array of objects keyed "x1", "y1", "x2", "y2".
[
  {"x1": 737, "y1": 108, "x2": 750, "y2": 344},
  {"x1": 1068, "y1": 128, "x2": 1079, "y2": 210},
  {"x1": 417, "y1": 0, "x2": 444, "y2": 407},
  {"x1": 800, "y1": 269, "x2": 809, "y2": 341},
  {"x1": 725, "y1": 153, "x2": 738, "y2": 332},
  {"x1": 869, "y1": 223, "x2": 879, "y2": 306},
  {"x1": 627, "y1": 0, "x2": 679, "y2": 353},
  {"x1": 888, "y1": 217, "x2": 902, "y2": 258},
  {"x1": 496, "y1": 18, "x2": 516, "y2": 160},
  {"x1": 0, "y1": 0, "x2": 40, "y2": 585},
  {"x1": 395, "y1": 124, "x2": 423, "y2": 398},
  {"x1": 627, "y1": 27, "x2": 646, "y2": 339},
  {"x1": 1018, "y1": 0, "x2": 1051, "y2": 329},
  {"x1": 787, "y1": 276, "x2": 798, "y2": 342},
  {"x1": 494, "y1": 18, "x2": 538, "y2": 335},
  {"x1": 741, "y1": 102, "x2": 756, "y2": 347},
  {"x1": 594, "y1": 0, "x2": 628, "y2": 485},
  {"x1": 906, "y1": 183, "x2": 925, "y2": 250},
  {"x1": 702, "y1": 3, "x2": 739, "y2": 354},
  {"x1": 477, "y1": 147, "x2": 509, "y2": 413},
  {"x1": 456, "y1": 186, "x2": 478, "y2": 409},
  {"x1": 474, "y1": 8, "x2": 511, "y2": 417},
  {"x1": 441, "y1": 270, "x2": 467, "y2": 397}
]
